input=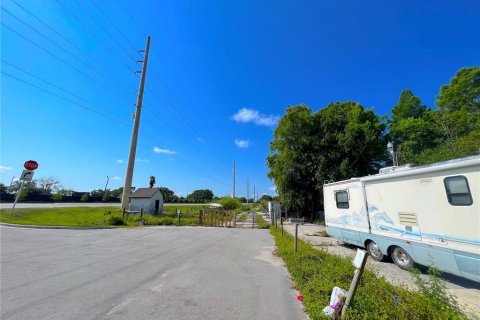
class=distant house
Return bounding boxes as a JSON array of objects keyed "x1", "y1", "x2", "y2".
[{"x1": 129, "y1": 188, "x2": 164, "y2": 215}]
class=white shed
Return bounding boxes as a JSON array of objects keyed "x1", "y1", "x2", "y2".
[{"x1": 129, "y1": 188, "x2": 164, "y2": 215}]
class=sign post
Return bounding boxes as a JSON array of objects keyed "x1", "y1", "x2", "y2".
[
  {"x1": 341, "y1": 249, "x2": 368, "y2": 317},
  {"x1": 11, "y1": 161, "x2": 39, "y2": 214}
]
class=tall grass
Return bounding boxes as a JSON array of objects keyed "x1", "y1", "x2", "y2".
[{"x1": 270, "y1": 227, "x2": 467, "y2": 320}]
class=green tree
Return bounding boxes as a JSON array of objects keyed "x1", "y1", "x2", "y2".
[
  {"x1": 389, "y1": 90, "x2": 439, "y2": 163},
  {"x1": 436, "y1": 67, "x2": 480, "y2": 141},
  {"x1": 159, "y1": 187, "x2": 176, "y2": 202},
  {"x1": 391, "y1": 89, "x2": 427, "y2": 123},
  {"x1": 102, "y1": 190, "x2": 110, "y2": 202},
  {"x1": 110, "y1": 187, "x2": 123, "y2": 198},
  {"x1": 267, "y1": 103, "x2": 387, "y2": 219},
  {"x1": 186, "y1": 189, "x2": 214, "y2": 203},
  {"x1": 149, "y1": 176, "x2": 156, "y2": 188},
  {"x1": 90, "y1": 189, "x2": 104, "y2": 197}
]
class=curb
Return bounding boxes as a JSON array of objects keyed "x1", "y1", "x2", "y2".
[{"x1": 0, "y1": 223, "x2": 116, "y2": 230}]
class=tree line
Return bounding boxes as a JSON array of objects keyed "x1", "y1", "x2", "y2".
[{"x1": 267, "y1": 67, "x2": 480, "y2": 220}]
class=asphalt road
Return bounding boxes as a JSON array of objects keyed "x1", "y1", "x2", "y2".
[
  {"x1": 0, "y1": 202, "x2": 121, "y2": 209},
  {"x1": 0, "y1": 203, "x2": 211, "y2": 209},
  {"x1": 0, "y1": 226, "x2": 306, "y2": 320}
]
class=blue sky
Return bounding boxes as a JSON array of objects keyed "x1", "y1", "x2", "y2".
[{"x1": 1, "y1": 0, "x2": 479, "y2": 197}]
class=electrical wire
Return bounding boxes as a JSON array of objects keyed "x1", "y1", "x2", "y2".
[
  {"x1": 1, "y1": 6, "x2": 136, "y2": 97},
  {"x1": 73, "y1": 0, "x2": 138, "y2": 64},
  {"x1": 1, "y1": 22, "x2": 132, "y2": 102},
  {"x1": 53, "y1": 0, "x2": 137, "y2": 74},
  {"x1": 7, "y1": 0, "x2": 137, "y2": 93}
]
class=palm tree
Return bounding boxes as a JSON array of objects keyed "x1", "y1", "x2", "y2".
[{"x1": 149, "y1": 176, "x2": 156, "y2": 188}]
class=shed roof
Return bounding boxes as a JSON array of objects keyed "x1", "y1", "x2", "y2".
[{"x1": 130, "y1": 188, "x2": 162, "y2": 198}]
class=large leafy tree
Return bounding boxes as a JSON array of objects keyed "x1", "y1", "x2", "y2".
[
  {"x1": 435, "y1": 67, "x2": 480, "y2": 141},
  {"x1": 267, "y1": 103, "x2": 387, "y2": 218},
  {"x1": 389, "y1": 90, "x2": 439, "y2": 163},
  {"x1": 267, "y1": 105, "x2": 318, "y2": 217},
  {"x1": 159, "y1": 187, "x2": 176, "y2": 202},
  {"x1": 186, "y1": 189, "x2": 214, "y2": 203},
  {"x1": 390, "y1": 67, "x2": 480, "y2": 165}
]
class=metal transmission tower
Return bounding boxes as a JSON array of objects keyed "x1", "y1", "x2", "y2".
[{"x1": 121, "y1": 36, "x2": 151, "y2": 209}]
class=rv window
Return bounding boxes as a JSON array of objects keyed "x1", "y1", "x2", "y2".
[
  {"x1": 335, "y1": 191, "x2": 349, "y2": 209},
  {"x1": 444, "y1": 176, "x2": 473, "y2": 206}
]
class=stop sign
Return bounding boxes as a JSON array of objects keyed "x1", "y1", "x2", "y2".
[{"x1": 24, "y1": 160, "x2": 39, "y2": 171}]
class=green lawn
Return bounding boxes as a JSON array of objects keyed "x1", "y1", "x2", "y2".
[{"x1": 0, "y1": 205, "x2": 208, "y2": 227}]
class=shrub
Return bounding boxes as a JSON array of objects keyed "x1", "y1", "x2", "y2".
[
  {"x1": 218, "y1": 197, "x2": 241, "y2": 210},
  {"x1": 105, "y1": 215, "x2": 125, "y2": 226},
  {"x1": 51, "y1": 192, "x2": 63, "y2": 201},
  {"x1": 80, "y1": 193, "x2": 89, "y2": 202}
]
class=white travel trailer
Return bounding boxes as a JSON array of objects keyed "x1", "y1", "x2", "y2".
[{"x1": 323, "y1": 156, "x2": 479, "y2": 282}]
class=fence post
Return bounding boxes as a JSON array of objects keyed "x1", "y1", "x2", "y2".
[
  {"x1": 341, "y1": 250, "x2": 368, "y2": 317},
  {"x1": 294, "y1": 223, "x2": 299, "y2": 253},
  {"x1": 177, "y1": 209, "x2": 181, "y2": 224},
  {"x1": 281, "y1": 217, "x2": 284, "y2": 236},
  {"x1": 199, "y1": 209, "x2": 203, "y2": 225}
]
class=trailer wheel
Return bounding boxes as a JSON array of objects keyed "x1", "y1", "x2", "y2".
[
  {"x1": 390, "y1": 246, "x2": 414, "y2": 270},
  {"x1": 366, "y1": 241, "x2": 386, "y2": 262}
]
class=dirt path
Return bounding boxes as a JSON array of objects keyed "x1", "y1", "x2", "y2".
[{"x1": 279, "y1": 221, "x2": 480, "y2": 319}]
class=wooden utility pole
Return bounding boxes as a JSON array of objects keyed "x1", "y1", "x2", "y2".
[
  {"x1": 232, "y1": 160, "x2": 236, "y2": 198},
  {"x1": 253, "y1": 184, "x2": 256, "y2": 202},
  {"x1": 121, "y1": 36, "x2": 151, "y2": 209}
]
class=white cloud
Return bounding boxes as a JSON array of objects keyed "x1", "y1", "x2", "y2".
[
  {"x1": 269, "y1": 186, "x2": 277, "y2": 191},
  {"x1": 0, "y1": 165, "x2": 12, "y2": 173},
  {"x1": 232, "y1": 108, "x2": 279, "y2": 126},
  {"x1": 116, "y1": 159, "x2": 124, "y2": 164},
  {"x1": 153, "y1": 147, "x2": 177, "y2": 155},
  {"x1": 234, "y1": 139, "x2": 250, "y2": 148},
  {"x1": 136, "y1": 158, "x2": 150, "y2": 163},
  {"x1": 113, "y1": 176, "x2": 121, "y2": 180}
]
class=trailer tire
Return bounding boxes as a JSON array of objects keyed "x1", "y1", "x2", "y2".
[
  {"x1": 390, "y1": 246, "x2": 414, "y2": 270},
  {"x1": 366, "y1": 241, "x2": 386, "y2": 262}
]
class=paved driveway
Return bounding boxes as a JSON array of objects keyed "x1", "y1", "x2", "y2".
[{"x1": 0, "y1": 226, "x2": 306, "y2": 320}]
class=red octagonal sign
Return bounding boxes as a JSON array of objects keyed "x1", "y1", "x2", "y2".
[{"x1": 24, "y1": 160, "x2": 39, "y2": 171}]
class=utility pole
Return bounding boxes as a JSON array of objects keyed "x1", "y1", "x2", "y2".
[
  {"x1": 246, "y1": 177, "x2": 249, "y2": 204},
  {"x1": 253, "y1": 184, "x2": 256, "y2": 202},
  {"x1": 232, "y1": 160, "x2": 236, "y2": 198},
  {"x1": 121, "y1": 36, "x2": 151, "y2": 209},
  {"x1": 104, "y1": 176, "x2": 109, "y2": 193}
]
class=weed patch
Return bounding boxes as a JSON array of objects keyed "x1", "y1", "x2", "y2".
[{"x1": 270, "y1": 227, "x2": 467, "y2": 320}]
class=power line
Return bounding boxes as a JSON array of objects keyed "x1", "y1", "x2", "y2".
[
  {"x1": 1, "y1": 68, "x2": 230, "y2": 189},
  {"x1": 117, "y1": 0, "x2": 147, "y2": 38},
  {"x1": 91, "y1": 0, "x2": 140, "y2": 54},
  {"x1": 7, "y1": 0, "x2": 137, "y2": 93},
  {"x1": 73, "y1": 0, "x2": 138, "y2": 64},
  {"x1": 1, "y1": 70, "x2": 130, "y2": 126},
  {"x1": 53, "y1": 0, "x2": 137, "y2": 74},
  {"x1": 1, "y1": 22, "x2": 132, "y2": 101},
  {"x1": 112, "y1": 1, "x2": 234, "y2": 170},
  {"x1": 1, "y1": 6, "x2": 136, "y2": 97}
]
